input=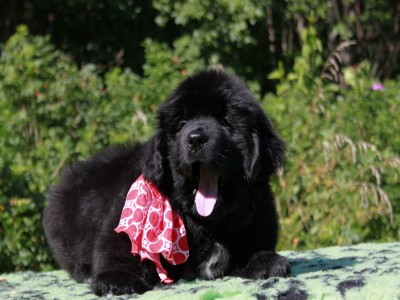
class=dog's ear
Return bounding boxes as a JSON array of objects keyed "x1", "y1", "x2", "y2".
[
  {"x1": 264, "y1": 131, "x2": 285, "y2": 175},
  {"x1": 143, "y1": 131, "x2": 166, "y2": 186},
  {"x1": 245, "y1": 123, "x2": 285, "y2": 183},
  {"x1": 244, "y1": 132, "x2": 262, "y2": 182}
]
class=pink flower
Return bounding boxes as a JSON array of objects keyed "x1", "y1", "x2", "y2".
[{"x1": 371, "y1": 83, "x2": 384, "y2": 91}]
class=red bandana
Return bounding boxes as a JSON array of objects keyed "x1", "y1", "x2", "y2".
[{"x1": 114, "y1": 174, "x2": 189, "y2": 284}]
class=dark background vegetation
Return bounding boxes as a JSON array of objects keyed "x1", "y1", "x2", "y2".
[
  {"x1": 2, "y1": 0, "x2": 399, "y2": 91},
  {"x1": 0, "y1": 0, "x2": 399, "y2": 272}
]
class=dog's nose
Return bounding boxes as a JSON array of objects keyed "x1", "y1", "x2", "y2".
[{"x1": 188, "y1": 130, "x2": 208, "y2": 152}]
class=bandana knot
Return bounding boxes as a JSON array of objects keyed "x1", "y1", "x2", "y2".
[{"x1": 114, "y1": 174, "x2": 189, "y2": 284}]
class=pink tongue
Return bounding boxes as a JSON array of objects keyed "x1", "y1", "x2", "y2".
[{"x1": 195, "y1": 166, "x2": 218, "y2": 217}]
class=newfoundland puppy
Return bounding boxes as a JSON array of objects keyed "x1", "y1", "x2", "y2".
[{"x1": 43, "y1": 68, "x2": 291, "y2": 296}]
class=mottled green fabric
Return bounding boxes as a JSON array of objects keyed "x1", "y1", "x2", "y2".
[{"x1": 1, "y1": 242, "x2": 400, "y2": 299}]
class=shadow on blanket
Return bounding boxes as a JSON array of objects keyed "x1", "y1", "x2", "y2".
[{"x1": 291, "y1": 256, "x2": 359, "y2": 275}]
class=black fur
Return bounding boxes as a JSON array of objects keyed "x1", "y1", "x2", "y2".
[{"x1": 43, "y1": 69, "x2": 291, "y2": 296}]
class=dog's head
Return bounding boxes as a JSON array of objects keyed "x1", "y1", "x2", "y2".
[{"x1": 144, "y1": 69, "x2": 284, "y2": 219}]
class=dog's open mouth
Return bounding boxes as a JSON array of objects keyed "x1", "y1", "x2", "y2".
[{"x1": 192, "y1": 163, "x2": 225, "y2": 217}]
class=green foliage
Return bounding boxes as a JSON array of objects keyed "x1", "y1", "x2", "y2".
[
  {"x1": 0, "y1": 26, "x2": 205, "y2": 272},
  {"x1": 0, "y1": 19, "x2": 399, "y2": 273},
  {"x1": 153, "y1": 0, "x2": 272, "y2": 95},
  {"x1": 264, "y1": 28, "x2": 400, "y2": 250},
  {"x1": 2, "y1": 0, "x2": 398, "y2": 92}
]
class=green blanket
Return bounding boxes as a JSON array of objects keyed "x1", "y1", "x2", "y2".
[{"x1": 1, "y1": 242, "x2": 400, "y2": 299}]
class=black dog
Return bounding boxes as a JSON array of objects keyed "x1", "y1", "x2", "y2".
[{"x1": 43, "y1": 69, "x2": 291, "y2": 296}]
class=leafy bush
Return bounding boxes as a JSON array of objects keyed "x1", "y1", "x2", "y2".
[
  {"x1": 0, "y1": 25, "x2": 398, "y2": 273},
  {"x1": 0, "y1": 26, "x2": 204, "y2": 272},
  {"x1": 2, "y1": 0, "x2": 398, "y2": 92},
  {"x1": 264, "y1": 26, "x2": 400, "y2": 250}
]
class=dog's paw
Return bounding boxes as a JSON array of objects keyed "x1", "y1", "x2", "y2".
[
  {"x1": 90, "y1": 270, "x2": 153, "y2": 296},
  {"x1": 245, "y1": 251, "x2": 291, "y2": 279}
]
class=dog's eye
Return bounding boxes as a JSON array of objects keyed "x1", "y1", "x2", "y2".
[
  {"x1": 218, "y1": 117, "x2": 232, "y2": 128},
  {"x1": 177, "y1": 120, "x2": 187, "y2": 130}
]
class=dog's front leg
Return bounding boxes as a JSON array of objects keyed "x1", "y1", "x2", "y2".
[
  {"x1": 197, "y1": 242, "x2": 230, "y2": 280},
  {"x1": 90, "y1": 229, "x2": 159, "y2": 296}
]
